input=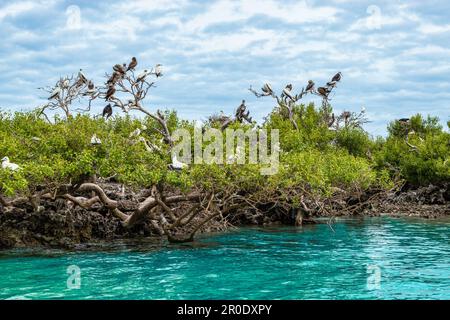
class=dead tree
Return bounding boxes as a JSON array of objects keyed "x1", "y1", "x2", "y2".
[
  {"x1": 38, "y1": 70, "x2": 98, "y2": 120},
  {"x1": 97, "y1": 60, "x2": 172, "y2": 145},
  {"x1": 208, "y1": 100, "x2": 254, "y2": 131},
  {"x1": 249, "y1": 73, "x2": 342, "y2": 129},
  {"x1": 333, "y1": 109, "x2": 369, "y2": 130}
]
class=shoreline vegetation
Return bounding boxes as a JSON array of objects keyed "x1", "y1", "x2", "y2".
[{"x1": 0, "y1": 58, "x2": 449, "y2": 249}]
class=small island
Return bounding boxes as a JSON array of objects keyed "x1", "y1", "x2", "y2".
[{"x1": 1, "y1": 58, "x2": 448, "y2": 249}]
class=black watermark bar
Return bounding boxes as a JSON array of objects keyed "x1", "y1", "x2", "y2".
[{"x1": 0, "y1": 300, "x2": 445, "y2": 319}]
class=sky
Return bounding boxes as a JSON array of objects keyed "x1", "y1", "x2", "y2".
[{"x1": 0, "y1": 0, "x2": 449, "y2": 136}]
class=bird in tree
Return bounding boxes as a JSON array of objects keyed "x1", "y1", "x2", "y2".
[
  {"x1": 153, "y1": 64, "x2": 163, "y2": 77},
  {"x1": 261, "y1": 83, "x2": 274, "y2": 96},
  {"x1": 85, "y1": 81, "x2": 96, "y2": 95},
  {"x1": 102, "y1": 104, "x2": 113, "y2": 119},
  {"x1": 331, "y1": 72, "x2": 342, "y2": 82},
  {"x1": 236, "y1": 100, "x2": 246, "y2": 114},
  {"x1": 90, "y1": 134, "x2": 102, "y2": 145},
  {"x1": 1, "y1": 157, "x2": 20, "y2": 171},
  {"x1": 305, "y1": 80, "x2": 315, "y2": 92},
  {"x1": 48, "y1": 87, "x2": 61, "y2": 100},
  {"x1": 282, "y1": 84, "x2": 294, "y2": 101},
  {"x1": 398, "y1": 118, "x2": 410, "y2": 124},
  {"x1": 169, "y1": 154, "x2": 188, "y2": 170},
  {"x1": 317, "y1": 86, "x2": 329, "y2": 98},
  {"x1": 105, "y1": 85, "x2": 116, "y2": 101},
  {"x1": 127, "y1": 57, "x2": 138, "y2": 71},
  {"x1": 136, "y1": 69, "x2": 149, "y2": 82},
  {"x1": 62, "y1": 79, "x2": 70, "y2": 88},
  {"x1": 113, "y1": 64, "x2": 126, "y2": 75},
  {"x1": 107, "y1": 72, "x2": 121, "y2": 86},
  {"x1": 78, "y1": 69, "x2": 88, "y2": 84}
]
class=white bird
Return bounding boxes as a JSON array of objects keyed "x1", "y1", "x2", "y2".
[
  {"x1": 85, "y1": 81, "x2": 96, "y2": 95},
  {"x1": 261, "y1": 83, "x2": 274, "y2": 96},
  {"x1": 1, "y1": 157, "x2": 20, "y2": 171},
  {"x1": 129, "y1": 128, "x2": 141, "y2": 138},
  {"x1": 227, "y1": 146, "x2": 244, "y2": 163},
  {"x1": 169, "y1": 154, "x2": 187, "y2": 170},
  {"x1": 48, "y1": 87, "x2": 61, "y2": 100},
  {"x1": 139, "y1": 137, "x2": 161, "y2": 152},
  {"x1": 282, "y1": 86, "x2": 294, "y2": 101},
  {"x1": 127, "y1": 99, "x2": 137, "y2": 109},
  {"x1": 62, "y1": 79, "x2": 70, "y2": 88},
  {"x1": 136, "y1": 69, "x2": 149, "y2": 82},
  {"x1": 361, "y1": 106, "x2": 366, "y2": 113},
  {"x1": 90, "y1": 134, "x2": 102, "y2": 145},
  {"x1": 153, "y1": 64, "x2": 163, "y2": 77}
]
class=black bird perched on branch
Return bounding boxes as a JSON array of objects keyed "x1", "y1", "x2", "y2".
[
  {"x1": 317, "y1": 86, "x2": 329, "y2": 98},
  {"x1": 331, "y1": 72, "x2": 342, "y2": 82},
  {"x1": 102, "y1": 104, "x2": 113, "y2": 119},
  {"x1": 78, "y1": 69, "x2": 88, "y2": 84},
  {"x1": 261, "y1": 83, "x2": 274, "y2": 96},
  {"x1": 127, "y1": 57, "x2": 138, "y2": 71},
  {"x1": 398, "y1": 118, "x2": 410, "y2": 124},
  {"x1": 236, "y1": 100, "x2": 253, "y2": 123},
  {"x1": 48, "y1": 87, "x2": 61, "y2": 100},
  {"x1": 305, "y1": 80, "x2": 315, "y2": 92},
  {"x1": 113, "y1": 64, "x2": 126, "y2": 75},
  {"x1": 236, "y1": 100, "x2": 246, "y2": 115},
  {"x1": 105, "y1": 85, "x2": 116, "y2": 101},
  {"x1": 107, "y1": 72, "x2": 121, "y2": 86}
]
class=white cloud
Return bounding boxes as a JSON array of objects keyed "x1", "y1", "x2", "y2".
[
  {"x1": 0, "y1": 1, "x2": 36, "y2": 21},
  {"x1": 418, "y1": 23, "x2": 450, "y2": 35},
  {"x1": 185, "y1": 0, "x2": 339, "y2": 32},
  {"x1": 0, "y1": 0, "x2": 449, "y2": 135}
]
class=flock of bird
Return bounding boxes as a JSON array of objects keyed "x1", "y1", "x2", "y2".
[
  {"x1": 258, "y1": 72, "x2": 342, "y2": 102},
  {"x1": 18, "y1": 68, "x2": 410, "y2": 177},
  {"x1": 47, "y1": 57, "x2": 163, "y2": 122},
  {"x1": 102, "y1": 57, "x2": 162, "y2": 119}
]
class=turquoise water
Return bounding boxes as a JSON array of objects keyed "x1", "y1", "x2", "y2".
[{"x1": 0, "y1": 217, "x2": 449, "y2": 300}]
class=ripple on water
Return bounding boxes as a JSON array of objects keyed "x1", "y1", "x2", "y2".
[{"x1": 0, "y1": 217, "x2": 449, "y2": 300}]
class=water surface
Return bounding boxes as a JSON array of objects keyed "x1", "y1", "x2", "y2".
[{"x1": 0, "y1": 217, "x2": 449, "y2": 299}]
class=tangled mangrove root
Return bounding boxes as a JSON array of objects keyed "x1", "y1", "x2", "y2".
[{"x1": 1, "y1": 181, "x2": 449, "y2": 249}]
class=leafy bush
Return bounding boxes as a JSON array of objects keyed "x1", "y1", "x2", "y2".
[{"x1": 1, "y1": 105, "x2": 448, "y2": 199}]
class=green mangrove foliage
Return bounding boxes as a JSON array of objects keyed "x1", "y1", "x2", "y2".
[{"x1": 1, "y1": 105, "x2": 448, "y2": 199}]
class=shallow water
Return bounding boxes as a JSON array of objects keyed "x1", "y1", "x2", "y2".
[{"x1": 0, "y1": 217, "x2": 449, "y2": 300}]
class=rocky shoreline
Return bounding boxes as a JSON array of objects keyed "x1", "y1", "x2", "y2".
[{"x1": 0, "y1": 184, "x2": 448, "y2": 250}]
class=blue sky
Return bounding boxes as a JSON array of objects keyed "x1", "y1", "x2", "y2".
[{"x1": 0, "y1": 0, "x2": 449, "y2": 136}]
